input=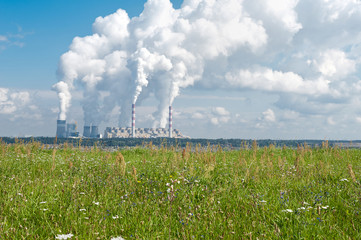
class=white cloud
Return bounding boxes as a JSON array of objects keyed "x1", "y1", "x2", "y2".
[
  {"x1": 212, "y1": 107, "x2": 230, "y2": 116},
  {"x1": 0, "y1": 35, "x2": 8, "y2": 42},
  {"x1": 263, "y1": 109, "x2": 276, "y2": 122},
  {"x1": 0, "y1": 88, "x2": 37, "y2": 116},
  {"x1": 262, "y1": 0, "x2": 302, "y2": 33},
  {"x1": 321, "y1": 0, "x2": 361, "y2": 22},
  {"x1": 313, "y1": 49, "x2": 356, "y2": 79},
  {"x1": 225, "y1": 67, "x2": 331, "y2": 96}
]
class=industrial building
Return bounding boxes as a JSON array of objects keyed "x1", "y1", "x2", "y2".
[
  {"x1": 103, "y1": 127, "x2": 186, "y2": 138},
  {"x1": 56, "y1": 120, "x2": 79, "y2": 138},
  {"x1": 56, "y1": 104, "x2": 187, "y2": 139}
]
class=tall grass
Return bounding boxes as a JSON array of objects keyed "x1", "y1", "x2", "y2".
[{"x1": 0, "y1": 140, "x2": 361, "y2": 239}]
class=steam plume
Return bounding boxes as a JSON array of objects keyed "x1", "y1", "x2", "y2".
[{"x1": 53, "y1": 0, "x2": 268, "y2": 126}]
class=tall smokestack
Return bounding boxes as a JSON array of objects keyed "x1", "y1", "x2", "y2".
[
  {"x1": 132, "y1": 103, "x2": 135, "y2": 137},
  {"x1": 169, "y1": 106, "x2": 172, "y2": 138},
  {"x1": 90, "y1": 126, "x2": 99, "y2": 138},
  {"x1": 56, "y1": 120, "x2": 66, "y2": 138},
  {"x1": 83, "y1": 126, "x2": 91, "y2": 137}
]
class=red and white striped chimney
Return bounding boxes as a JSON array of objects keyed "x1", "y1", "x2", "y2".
[
  {"x1": 132, "y1": 103, "x2": 135, "y2": 137},
  {"x1": 169, "y1": 106, "x2": 172, "y2": 138}
]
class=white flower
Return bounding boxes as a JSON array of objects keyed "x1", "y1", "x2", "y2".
[
  {"x1": 166, "y1": 183, "x2": 170, "y2": 186},
  {"x1": 321, "y1": 205, "x2": 329, "y2": 209},
  {"x1": 167, "y1": 188, "x2": 171, "y2": 193},
  {"x1": 303, "y1": 202, "x2": 309, "y2": 205},
  {"x1": 297, "y1": 207, "x2": 306, "y2": 210},
  {"x1": 40, "y1": 201, "x2": 47, "y2": 204},
  {"x1": 110, "y1": 236, "x2": 125, "y2": 240},
  {"x1": 281, "y1": 209, "x2": 293, "y2": 213},
  {"x1": 55, "y1": 233, "x2": 74, "y2": 239},
  {"x1": 79, "y1": 209, "x2": 86, "y2": 211},
  {"x1": 93, "y1": 201, "x2": 100, "y2": 205},
  {"x1": 42, "y1": 209, "x2": 48, "y2": 211},
  {"x1": 80, "y1": 192, "x2": 85, "y2": 195},
  {"x1": 177, "y1": 181, "x2": 180, "y2": 184},
  {"x1": 112, "y1": 215, "x2": 119, "y2": 219},
  {"x1": 340, "y1": 178, "x2": 349, "y2": 182}
]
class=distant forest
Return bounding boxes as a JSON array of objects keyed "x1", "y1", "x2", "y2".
[{"x1": 1, "y1": 137, "x2": 360, "y2": 149}]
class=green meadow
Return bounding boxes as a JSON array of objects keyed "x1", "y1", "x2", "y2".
[{"x1": 1, "y1": 140, "x2": 361, "y2": 239}]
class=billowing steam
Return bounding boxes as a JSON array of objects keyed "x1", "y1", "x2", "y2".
[{"x1": 53, "y1": 0, "x2": 269, "y2": 127}]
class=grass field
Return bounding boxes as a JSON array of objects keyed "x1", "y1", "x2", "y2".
[{"x1": 1, "y1": 140, "x2": 361, "y2": 239}]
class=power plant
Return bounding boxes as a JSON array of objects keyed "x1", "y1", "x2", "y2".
[
  {"x1": 56, "y1": 105, "x2": 187, "y2": 139},
  {"x1": 56, "y1": 120, "x2": 79, "y2": 138},
  {"x1": 56, "y1": 120, "x2": 66, "y2": 138}
]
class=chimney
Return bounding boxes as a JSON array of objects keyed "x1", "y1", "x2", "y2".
[
  {"x1": 169, "y1": 106, "x2": 172, "y2": 138},
  {"x1": 90, "y1": 125, "x2": 99, "y2": 138},
  {"x1": 132, "y1": 103, "x2": 135, "y2": 137},
  {"x1": 56, "y1": 120, "x2": 66, "y2": 138},
  {"x1": 83, "y1": 126, "x2": 91, "y2": 137}
]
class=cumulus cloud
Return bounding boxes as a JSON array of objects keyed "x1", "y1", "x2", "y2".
[
  {"x1": 263, "y1": 109, "x2": 276, "y2": 122},
  {"x1": 49, "y1": 0, "x2": 361, "y2": 139},
  {"x1": 54, "y1": 0, "x2": 267, "y2": 128},
  {"x1": 0, "y1": 88, "x2": 31, "y2": 115},
  {"x1": 225, "y1": 67, "x2": 331, "y2": 96},
  {"x1": 313, "y1": 49, "x2": 356, "y2": 79}
]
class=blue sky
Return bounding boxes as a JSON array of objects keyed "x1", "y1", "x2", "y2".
[
  {"x1": 0, "y1": 0, "x2": 182, "y2": 89},
  {"x1": 1, "y1": 0, "x2": 361, "y2": 139}
]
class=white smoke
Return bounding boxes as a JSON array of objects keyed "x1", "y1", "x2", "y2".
[
  {"x1": 52, "y1": 81, "x2": 71, "y2": 120},
  {"x1": 53, "y1": 0, "x2": 268, "y2": 127}
]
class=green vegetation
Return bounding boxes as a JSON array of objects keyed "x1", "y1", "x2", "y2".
[{"x1": 1, "y1": 140, "x2": 361, "y2": 239}]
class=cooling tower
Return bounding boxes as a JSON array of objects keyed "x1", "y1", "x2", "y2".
[
  {"x1": 169, "y1": 106, "x2": 172, "y2": 138},
  {"x1": 83, "y1": 126, "x2": 91, "y2": 137},
  {"x1": 132, "y1": 104, "x2": 135, "y2": 137},
  {"x1": 56, "y1": 120, "x2": 66, "y2": 138},
  {"x1": 90, "y1": 126, "x2": 99, "y2": 138}
]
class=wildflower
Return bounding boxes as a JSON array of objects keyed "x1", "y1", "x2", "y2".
[
  {"x1": 93, "y1": 201, "x2": 100, "y2": 205},
  {"x1": 79, "y1": 209, "x2": 86, "y2": 211},
  {"x1": 321, "y1": 205, "x2": 329, "y2": 209},
  {"x1": 42, "y1": 209, "x2": 48, "y2": 211},
  {"x1": 40, "y1": 201, "x2": 47, "y2": 204},
  {"x1": 112, "y1": 215, "x2": 119, "y2": 219},
  {"x1": 166, "y1": 183, "x2": 170, "y2": 186},
  {"x1": 297, "y1": 207, "x2": 306, "y2": 210},
  {"x1": 110, "y1": 237, "x2": 125, "y2": 240},
  {"x1": 340, "y1": 178, "x2": 349, "y2": 182},
  {"x1": 281, "y1": 209, "x2": 293, "y2": 213},
  {"x1": 55, "y1": 233, "x2": 74, "y2": 239}
]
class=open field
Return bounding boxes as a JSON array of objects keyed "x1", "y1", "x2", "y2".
[{"x1": 1, "y1": 140, "x2": 361, "y2": 239}]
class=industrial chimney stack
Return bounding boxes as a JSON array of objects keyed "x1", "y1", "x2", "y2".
[
  {"x1": 90, "y1": 125, "x2": 99, "y2": 138},
  {"x1": 169, "y1": 106, "x2": 172, "y2": 138},
  {"x1": 56, "y1": 120, "x2": 66, "y2": 138},
  {"x1": 132, "y1": 104, "x2": 135, "y2": 137},
  {"x1": 83, "y1": 126, "x2": 91, "y2": 137}
]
